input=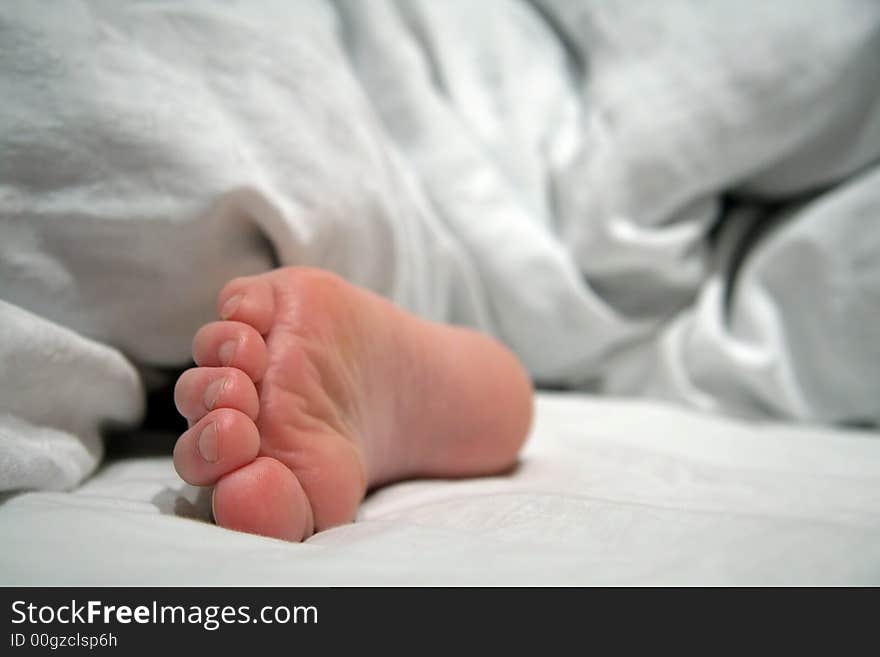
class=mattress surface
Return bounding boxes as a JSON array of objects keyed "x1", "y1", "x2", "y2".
[{"x1": 2, "y1": 393, "x2": 879, "y2": 585}]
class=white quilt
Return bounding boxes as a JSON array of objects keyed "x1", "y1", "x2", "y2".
[
  {"x1": 2, "y1": 394, "x2": 879, "y2": 585},
  {"x1": 1, "y1": 0, "x2": 879, "y2": 515}
]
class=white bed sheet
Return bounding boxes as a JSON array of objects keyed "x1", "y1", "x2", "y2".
[
  {"x1": 1, "y1": 393, "x2": 878, "y2": 586},
  {"x1": 5, "y1": 1, "x2": 880, "y2": 497}
]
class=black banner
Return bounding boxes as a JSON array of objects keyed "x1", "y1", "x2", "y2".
[
  {"x1": 0, "y1": 587, "x2": 872, "y2": 653},
  {"x1": 1, "y1": 587, "x2": 584, "y2": 652}
]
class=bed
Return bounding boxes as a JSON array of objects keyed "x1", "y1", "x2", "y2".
[
  {"x1": 3, "y1": 393, "x2": 878, "y2": 586},
  {"x1": 2, "y1": 2, "x2": 879, "y2": 586}
]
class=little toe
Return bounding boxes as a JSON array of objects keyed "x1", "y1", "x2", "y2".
[
  {"x1": 192, "y1": 321, "x2": 268, "y2": 382},
  {"x1": 173, "y1": 408, "x2": 260, "y2": 487},
  {"x1": 213, "y1": 457, "x2": 315, "y2": 542},
  {"x1": 174, "y1": 366, "x2": 259, "y2": 425},
  {"x1": 216, "y1": 275, "x2": 275, "y2": 336}
]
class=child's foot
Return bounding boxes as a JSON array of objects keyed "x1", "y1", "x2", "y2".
[{"x1": 172, "y1": 267, "x2": 533, "y2": 541}]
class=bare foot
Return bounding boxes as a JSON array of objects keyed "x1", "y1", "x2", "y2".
[{"x1": 172, "y1": 267, "x2": 533, "y2": 541}]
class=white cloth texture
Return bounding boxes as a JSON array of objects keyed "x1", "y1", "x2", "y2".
[
  {"x1": 1, "y1": 0, "x2": 879, "y2": 491},
  {"x1": 2, "y1": 394, "x2": 879, "y2": 585}
]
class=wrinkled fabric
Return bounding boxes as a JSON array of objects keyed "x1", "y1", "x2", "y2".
[
  {"x1": 3, "y1": 394, "x2": 880, "y2": 585},
  {"x1": 1, "y1": 0, "x2": 879, "y2": 490}
]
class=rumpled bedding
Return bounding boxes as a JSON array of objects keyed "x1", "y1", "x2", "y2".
[
  {"x1": 3, "y1": 394, "x2": 880, "y2": 585},
  {"x1": 1, "y1": 0, "x2": 879, "y2": 492}
]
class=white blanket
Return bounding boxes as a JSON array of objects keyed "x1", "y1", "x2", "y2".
[
  {"x1": 2, "y1": 394, "x2": 879, "y2": 585},
  {"x1": 1, "y1": 0, "x2": 879, "y2": 492}
]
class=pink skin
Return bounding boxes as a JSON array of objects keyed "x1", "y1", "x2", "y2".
[{"x1": 173, "y1": 267, "x2": 534, "y2": 542}]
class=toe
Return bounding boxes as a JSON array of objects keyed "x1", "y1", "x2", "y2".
[
  {"x1": 213, "y1": 457, "x2": 314, "y2": 542},
  {"x1": 192, "y1": 321, "x2": 268, "y2": 382},
  {"x1": 173, "y1": 408, "x2": 260, "y2": 487},
  {"x1": 174, "y1": 366, "x2": 260, "y2": 425},
  {"x1": 216, "y1": 275, "x2": 276, "y2": 336}
]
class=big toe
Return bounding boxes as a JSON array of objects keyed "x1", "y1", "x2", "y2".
[{"x1": 212, "y1": 457, "x2": 315, "y2": 542}]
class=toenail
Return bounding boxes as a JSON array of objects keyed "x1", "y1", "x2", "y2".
[
  {"x1": 220, "y1": 294, "x2": 243, "y2": 320},
  {"x1": 198, "y1": 423, "x2": 219, "y2": 463},
  {"x1": 203, "y1": 378, "x2": 227, "y2": 411},
  {"x1": 218, "y1": 340, "x2": 237, "y2": 366}
]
